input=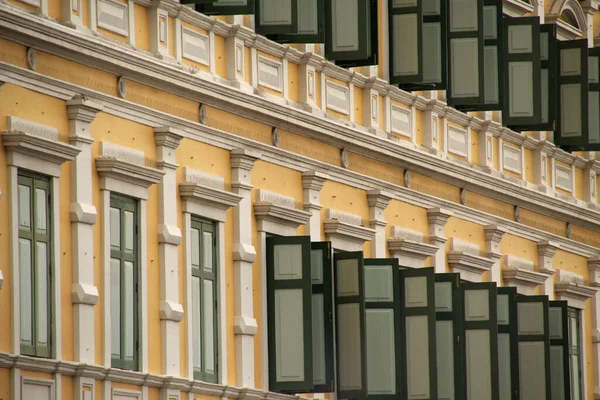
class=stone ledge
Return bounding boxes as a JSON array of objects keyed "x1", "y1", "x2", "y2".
[
  {"x1": 70, "y1": 202, "x2": 98, "y2": 225},
  {"x1": 234, "y1": 316, "x2": 258, "y2": 336},
  {"x1": 159, "y1": 300, "x2": 184, "y2": 322},
  {"x1": 71, "y1": 283, "x2": 99, "y2": 305},
  {"x1": 158, "y1": 223, "x2": 182, "y2": 246}
]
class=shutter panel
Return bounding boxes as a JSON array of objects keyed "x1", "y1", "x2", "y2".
[
  {"x1": 363, "y1": 258, "x2": 402, "y2": 400},
  {"x1": 509, "y1": 24, "x2": 558, "y2": 132},
  {"x1": 587, "y1": 48, "x2": 600, "y2": 150},
  {"x1": 196, "y1": 0, "x2": 255, "y2": 16},
  {"x1": 266, "y1": 236, "x2": 313, "y2": 393},
  {"x1": 325, "y1": 0, "x2": 378, "y2": 68},
  {"x1": 267, "y1": 0, "x2": 325, "y2": 44},
  {"x1": 497, "y1": 287, "x2": 519, "y2": 400},
  {"x1": 447, "y1": 0, "x2": 485, "y2": 106},
  {"x1": 503, "y1": 17, "x2": 542, "y2": 127},
  {"x1": 388, "y1": 0, "x2": 423, "y2": 84},
  {"x1": 180, "y1": 0, "x2": 215, "y2": 4},
  {"x1": 549, "y1": 301, "x2": 571, "y2": 400},
  {"x1": 556, "y1": 39, "x2": 589, "y2": 152},
  {"x1": 310, "y1": 241, "x2": 335, "y2": 393},
  {"x1": 517, "y1": 295, "x2": 551, "y2": 400},
  {"x1": 399, "y1": 267, "x2": 437, "y2": 400},
  {"x1": 398, "y1": 0, "x2": 449, "y2": 92},
  {"x1": 455, "y1": 0, "x2": 503, "y2": 111},
  {"x1": 256, "y1": 0, "x2": 297, "y2": 36},
  {"x1": 462, "y1": 282, "x2": 499, "y2": 400},
  {"x1": 334, "y1": 251, "x2": 367, "y2": 400},
  {"x1": 435, "y1": 273, "x2": 464, "y2": 400}
]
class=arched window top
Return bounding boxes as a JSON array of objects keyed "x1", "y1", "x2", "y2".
[
  {"x1": 546, "y1": 0, "x2": 587, "y2": 37},
  {"x1": 559, "y1": 8, "x2": 580, "y2": 29}
]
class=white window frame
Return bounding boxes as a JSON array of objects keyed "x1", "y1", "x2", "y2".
[{"x1": 97, "y1": 142, "x2": 165, "y2": 374}]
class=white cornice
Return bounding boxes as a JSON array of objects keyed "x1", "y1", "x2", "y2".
[
  {"x1": 254, "y1": 203, "x2": 311, "y2": 230},
  {"x1": 2, "y1": 131, "x2": 81, "y2": 165},
  {"x1": 95, "y1": 157, "x2": 165, "y2": 188},
  {"x1": 323, "y1": 220, "x2": 375, "y2": 243},
  {"x1": 4, "y1": 62, "x2": 600, "y2": 258},
  {"x1": 502, "y1": 254, "x2": 550, "y2": 294},
  {"x1": 447, "y1": 252, "x2": 495, "y2": 273},
  {"x1": 503, "y1": 0, "x2": 535, "y2": 16},
  {"x1": 180, "y1": 182, "x2": 243, "y2": 210},
  {"x1": 2, "y1": 8, "x2": 600, "y2": 234},
  {"x1": 388, "y1": 238, "x2": 438, "y2": 265}
]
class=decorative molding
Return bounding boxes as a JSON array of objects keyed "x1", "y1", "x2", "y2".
[
  {"x1": 71, "y1": 283, "x2": 99, "y2": 305},
  {"x1": 391, "y1": 104, "x2": 412, "y2": 138},
  {"x1": 388, "y1": 226, "x2": 438, "y2": 268},
  {"x1": 503, "y1": 143, "x2": 523, "y2": 174},
  {"x1": 326, "y1": 80, "x2": 350, "y2": 115},
  {"x1": 97, "y1": 0, "x2": 129, "y2": 37},
  {"x1": 254, "y1": 191, "x2": 311, "y2": 235},
  {"x1": 538, "y1": 240, "x2": 559, "y2": 273},
  {"x1": 21, "y1": 376, "x2": 55, "y2": 400},
  {"x1": 502, "y1": 255, "x2": 549, "y2": 294},
  {"x1": 448, "y1": 125, "x2": 468, "y2": 158},
  {"x1": 182, "y1": 28, "x2": 210, "y2": 66},
  {"x1": 95, "y1": 157, "x2": 164, "y2": 195},
  {"x1": 556, "y1": 164, "x2": 573, "y2": 192},
  {"x1": 257, "y1": 56, "x2": 283, "y2": 93},
  {"x1": 324, "y1": 209, "x2": 375, "y2": 252},
  {"x1": 447, "y1": 238, "x2": 494, "y2": 282},
  {"x1": 26, "y1": 47, "x2": 36, "y2": 71},
  {"x1": 555, "y1": 270, "x2": 597, "y2": 309}
]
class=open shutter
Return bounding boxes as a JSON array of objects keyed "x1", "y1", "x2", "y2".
[
  {"x1": 556, "y1": 40, "x2": 589, "y2": 151},
  {"x1": 255, "y1": 0, "x2": 297, "y2": 36},
  {"x1": 388, "y1": 0, "x2": 423, "y2": 84},
  {"x1": 462, "y1": 282, "x2": 499, "y2": 400},
  {"x1": 181, "y1": 0, "x2": 215, "y2": 4},
  {"x1": 517, "y1": 295, "x2": 551, "y2": 400},
  {"x1": 456, "y1": 0, "x2": 503, "y2": 111},
  {"x1": 587, "y1": 48, "x2": 600, "y2": 150},
  {"x1": 435, "y1": 273, "x2": 464, "y2": 400},
  {"x1": 325, "y1": 0, "x2": 378, "y2": 68},
  {"x1": 363, "y1": 258, "x2": 402, "y2": 400},
  {"x1": 266, "y1": 0, "x2": 325, "y2": 44},
  {"x1": 334, "y1": 251, "x2": 367, "y2": 400},
  {"x1": 447, "y1": 0, "x2": 485, "y2": 107},
  {"x1": 497, "y1": 287, "x2": 519, "y2": 400},
  {"x1": 399, "y1": 267, "x2": 437, "y2": 400},
  {"x1": 400, "y1": 0, "x2": 448, "y2": 91},
  {"x1": 196, "y1": 0, "x2": 255, "y2": 15},
  {"x1": 503, "y1": 17, "x2": 542, "y2": 127},
  {"x1": 266, "y1": 236, "x2": 313, "y2": 393},
  {"x1": 310, "y1": 242, "x2": 335, "y2": 393},
  {"x1": 549, "y1": 301, "x2": 571, "y2": 400}
]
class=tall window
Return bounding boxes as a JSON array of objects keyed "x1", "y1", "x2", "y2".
[
  {"x1": 569, "y1": 307, "x2": 582, "y2": 399},
  {"x1": 191, "y1": 218, "x2": 218, "y2": 382},
  {"x1": 18, "y1": 172, "x2": 52, "y2": 357},
  {"x1": 110, "y1": 194, "x2": 138, "y2": 370}
]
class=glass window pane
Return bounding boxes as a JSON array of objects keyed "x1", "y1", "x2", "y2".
[
  {"x1": 19, "y1": 238, "x2": 32, "y2": 346},
  {"x1": 35, "y1": 188, "x2": 47, "y2": 233},
  {"x1": 36, "y1": 242, "x2": 48, "y2": 347},
  {"x1": 125, "y1": 211, "x2": 134, "y2": 252},
  {"x1": 311, "y1": 249, "x2": 323, "y2": 284},
  {"x1": 18, "y1": 184, "x2": 31, "y2": 230},
  {"x1": 110, "y1": 208, "x2": 120, "y2": 250},
  {"x1": 111, "y1": 258, "x2": 121, "y2": 359},
  {"x1": 123, "y1": 261, "x2": 135, "y2": 361},
  {"x1": 191, "y1": 228, "x2": 200, "y2": 269},
  {"x1": 192, "y1": 277, "x2": 202, "y2": 371},
  {"x1": 203, "y1": 231, "x2": 213, "y2": 273},
  {"x1": 571, "y1": 354, "x2": 580, "y2": 399},
  {"x1": 203, "y1": 279, "x2": 215, "y2": 374}
]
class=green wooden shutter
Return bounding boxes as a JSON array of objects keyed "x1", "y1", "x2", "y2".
[
  {"x1": 549, "y1": 301, "x2": 571, "y2": 400},
  {"x1": 462, "y1": 282, "x2": 499, "y2": 400},
  {"x1": 435, "y1": 273, "x2": 464, "y2": 400},
  {"x1": 568, "y1": 308, "x2": 583, "y2": 399},
  {"x1": 196, "y1": 0, "x2": 255, "y2": 15},
  {"x1": 110, "y1": 194, "x2": 139, "y2": 371},
  {"x1": 502, "y1": 17, "x2": 542, "y2": 127},
  {"x1": 363, "y1": 258, "x2": 402, "y2": 400},
  {"x1": 18, "y1": 172, "x2": 52, "y2": 358},
  {"x1": 388, "y1": 0, "x2": 423, "y2": 84},
  {"x1": 399, "y1": 267, "x2": 437, "y2": 400},
  {"x1": 266, "y1": 0, "x2": 325, "y2": 44},
  {"x1": 325, "y1": 0, "x2": 378, "y2": 68},
  {"x1": 517, "y1": 295, "x2": 551, "y2": 400},
  {"x1": 587, "y1": 48, "x2": 600, "y2": 150},
  {"x1": 180, "y1": 0, "x2": 215, "y2": 5},
  {"x1": 509, "y1": 24, "x2": 558, "y2": 132},
  {"x1": 255, "y1": 0, "x2": 298, "y2": 36},
  {"x1": 334, "y1": 251, "x2": 367, "y2": 400},
  {"x1": 266, "y1": 235, "x2": 313, "y2": 393},
  {"x1": 455, "y1": 0, "x2": 503, "y2": 111},
  {"x1": 447, "y1": 0, "x2": 485, "y2": 107},
  {"x1": 497, "y1": 287, "x2": 519, "y2": 400},
  {"x1": 310, "y1": 241, "x2": 335, "y2": 393},
  {"x1": 556, "y1": 39, "x2": 589, "y2": 152}
]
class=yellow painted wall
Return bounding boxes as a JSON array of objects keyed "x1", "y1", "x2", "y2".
[
  {"x1": 0, "y1": 368, "x2": 9, "y2": 400},
  {"x1": 411, "y1": 173, "x2": 461, "y2": 203},
  {"x1": 553, "y1": 250, "x2": 589, "y2": 281},
  {"x1": 524, "y1": 148, "x2": 534, "y2": 183},
  {"x1": 571, "y1": 225, "x2": 600, "y2": 249},
  {"x1": 519, "y1": 209, "x2": 566, "y2": 237},
  {"x1": 444, "y1": 217, "x2": 486, "y2": 273},
  {"x1": 575, "y1": 167, "x2": 585, "y2": 200},
  {"x1": 214, "y1": 34, "x2": 227, "y2": 78},
  {"x1": 205, "y1": 106, "x2": 272, "y2": 145},
  {"x1": 62, "y1": 376, "x2": 74, "y2": 400},
  {"x1": 470, "y1": 129, "x2": 479, "y2": 166},
  {"x1": 465, "y1": 191, "x2": 514, "y2": 221},
  {"x1": 124, "y1": 80, "x2": 199, "y2": 122},
  {"x1": 47, "y1": 0, "x2": 61, "y2": 20},
  {"x1": 353, "y1": 86, "x2": 363, "y2": 126},
  {"x1": 384, "y1": 200, "x2": 430, "y2": 263},
  {"x1": 414, "y1": 109, "x2": 423, "y2": 146},
  {"x1": 134, "y1": 5, "x2": 150, "y2": 51},
  {"x1": 279, "y1": 129, "x2": 341, "y2": 166},
  {"x1": 287, "y1": 61, "x2": 299, "y2": 103},
  {"x1": 347, "y1": 152, "x2": 404, "y2": 187}
]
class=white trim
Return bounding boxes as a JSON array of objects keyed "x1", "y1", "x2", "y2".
[
  {"x1": 503, "y1": 143, "x2": 523, "y2": 175},
  {"x1": 325, "y1": 80, "x2": 350, "y2": 115},
  {"x1": 447, "y1": 125, "x2": 468, "y2": 158},
  {"x1": 96, "y1": 0, "x2": 129, "y2": 37},
  {"x1": 388, "y1": 226, "x2": 437, "y2": 268},
  {"x1": 181, "y1": 27, "x2": 210, "y2": 66},
  {"x1": 257, "y1": 56, "x2": 283, "y2": 93},
  {"x1": 76, "y1": 376, "x2": 96, "y2": 400},
  {"x1": 390, "y1": 104, "x2": 412, "y2": 138},
  {"x1": 21, "y1": 376, "x2": 56, "y2": 400},
  {"x1": 323, "y1": 209, "x2": 375, "y2": 252},
  {"x1": 111, "y1": 387, "x2": 142, "y2": 399},
  {"x1": 447, "y1": 238, "x2": 494, "y2": 282},
  {"x1": 556, "y1": 164, "x2": 574, "y2": 193}
]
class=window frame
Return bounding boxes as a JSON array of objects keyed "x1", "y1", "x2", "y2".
[
  {"x1": 109, "y1": 193, "x2": 140, "y2": 371},
  {"x1": 195, "y1": 0, "x2": 255, "y2": 15},
  {"x1": 263, "y1": 0, "x2": 325, "y2": 44},
  {"x1": 17, "y1": 170, "x2": 53, "y2": 358},
  {"x1": 568, "y1": 306, "x2": 583, "y2": 399},
  {"x1": 190, "y1": 217, "x2": 219, "y2": 383}
]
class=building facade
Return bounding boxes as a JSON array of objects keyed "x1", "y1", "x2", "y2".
[{"x1": 1, "y1": 0, "x2": 600, "y2": 399}]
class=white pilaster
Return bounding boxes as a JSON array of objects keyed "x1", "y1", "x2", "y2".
[
  {"x1": 588, "y1": 256, "x2": 600, "y2": 398},
  {"x1": 367, "y1": 190, "x2": 392, "y2": 258},
  {"x1": 537, "y1": 240, "x2": 559, "y2": 299},
  {"x1": 427, "y1": 208, "x2": 453, "y2": 273},
  {"x1": 302, "y1": 171, "x2": 327, "y2": 241},
  {"x1": 67, "y1": 97, "x2": 103, "y2": 367},
  {"x1": 231, "y1": 148, "x2": 260, "y2": 388},
  {"x1": 484, "y1": 224, "x2": 506, "y2": 284},
  {"x1": 155, "y1": 127, "x2": 184, "y2": 380},
  {"x1": 226, "y1": 26, "x2": 254, "y2": 93}
]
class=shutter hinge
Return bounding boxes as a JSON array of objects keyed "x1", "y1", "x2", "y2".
[
  {"x1": 328, "y1": 311, "x2": 333, "y2": 322},
  {"x1": 457, "y1": 335, "x2": 460, "y2": 345}
]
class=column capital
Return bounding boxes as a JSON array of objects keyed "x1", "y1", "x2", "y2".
[
  {"x1": 154, "y1": 126, "x2": 184, "y2": 150},
  {"x1": 538, "y1": 240, "x2": 559, "y2": 273},
  {"x1": 589, "y1": 256, "x2": 600, "y2": 287},
  {"x1": 367, "y1": 189, "x2": 393, "y2": 210},
  {"x1": 302, "y1": 170, "x2": 327, "y2": 191},
  {"x1": 231, "y1": 148, "x2": 260, "y2": 171},
  {"x1": 66, "y1": 95, "x2": 103, "y2": 123},
  {"x1": 427, "y1": 207, "x2": 453, "y2": 226},
  {"x1": 484, "y1": 224, "x2": 506, "y2": 253}
]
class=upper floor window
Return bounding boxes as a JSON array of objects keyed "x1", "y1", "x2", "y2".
[
  {"x1": 110, "y1": 194, "x2": 139, "y2": 371},
  {"x1": 18, "y1": 171, "x2": 52, "y2": 358},
  {"x1": 191, "y1": 217, "x2": 218, "y2": 383},
  {"x1": 568, "y1": 307, "x2": 582, "y2": 399}
]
